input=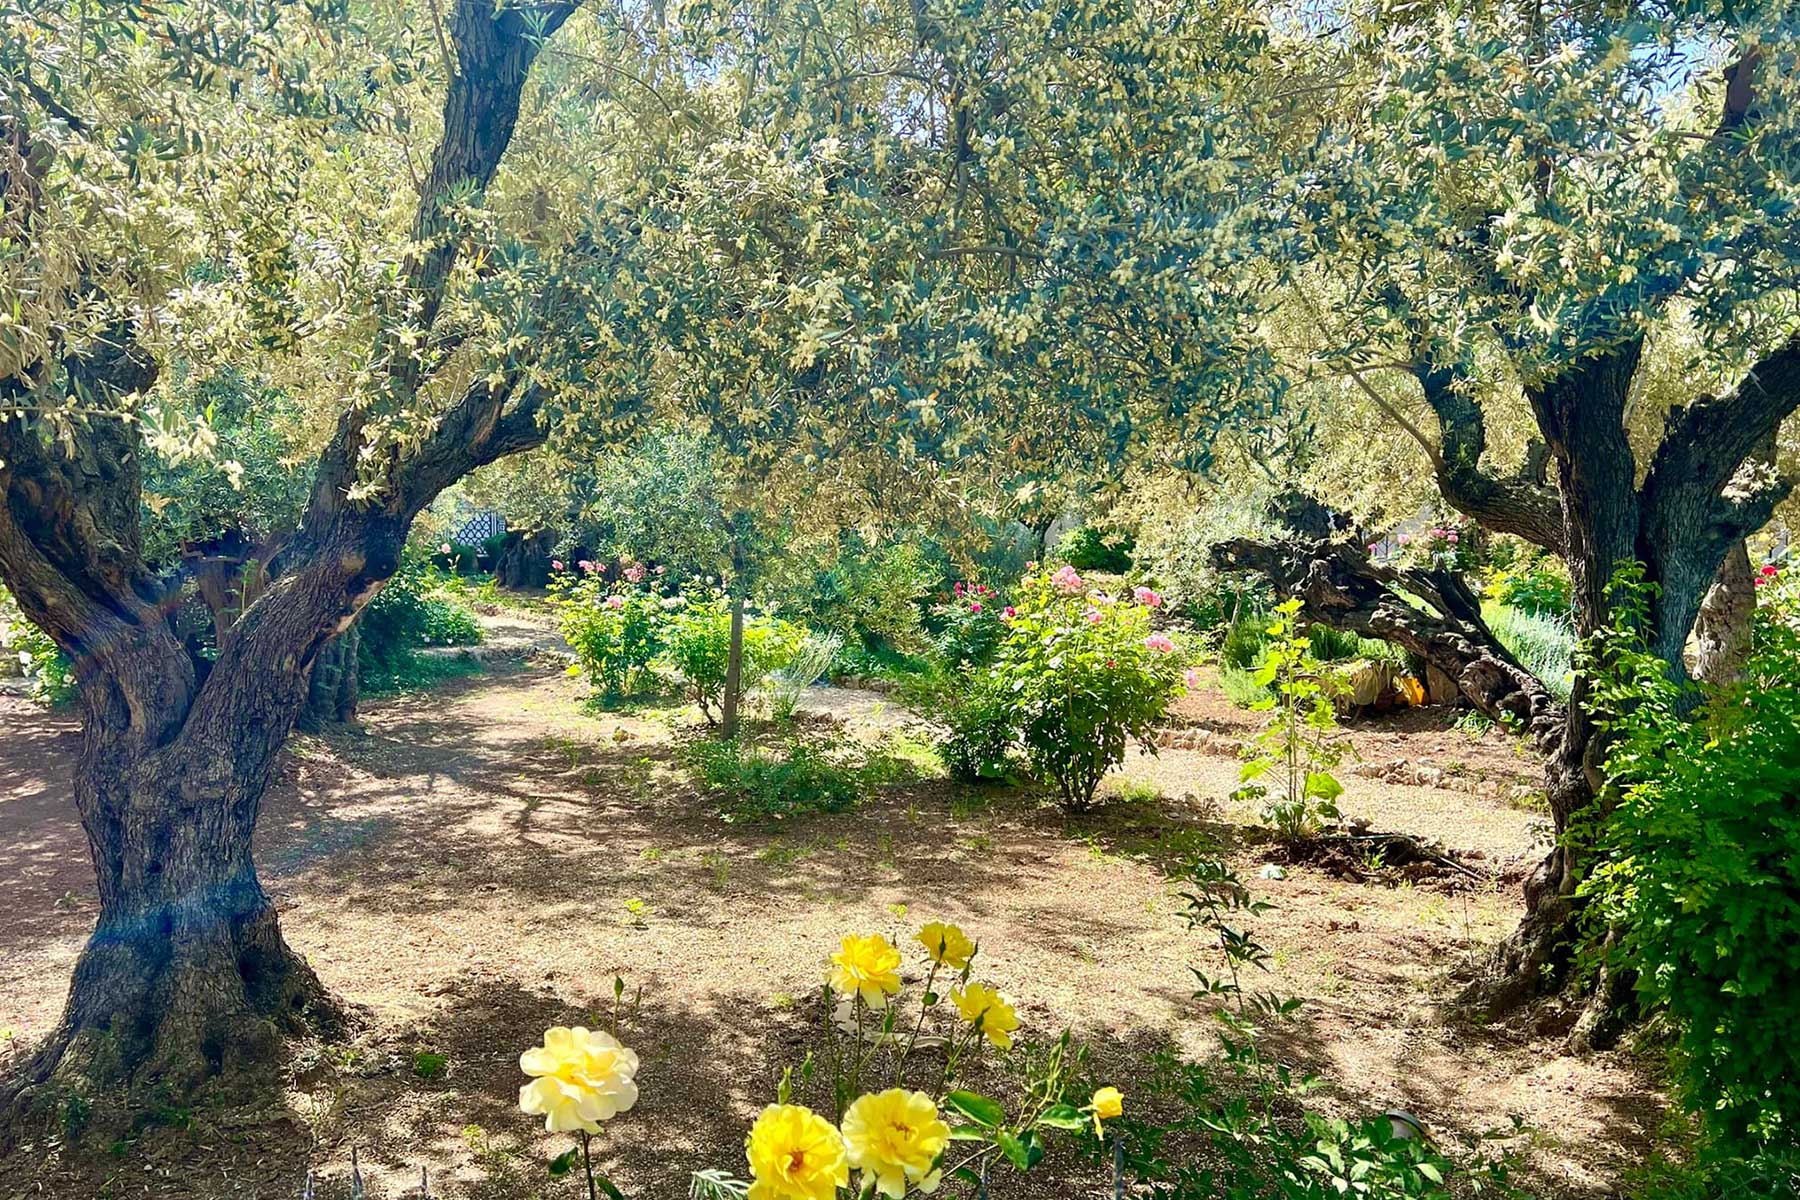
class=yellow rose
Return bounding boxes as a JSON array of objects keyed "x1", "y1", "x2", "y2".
[
  {"x1": 950, "y1": 983, "x2": 1019, "y2": 1050},
  {"x1": 842, "y1": 1088, "x2": 951, "y2": 1198},
  {"x1": 829, "y1": 933, "x2": 903, "y2": 1009},
  {"x1": 1089, "y1": 1086, "x2": 1124, "y2": 1137},
  {"x1": 745, "y1": 1103, "x2": 850, "y2": 1200},
  {"x1": 518, "y1": 1026, "x2": 640, "y2": 1134},
  {"x1": 916, "y1": 922, "x2": 975, "y2": 971}
]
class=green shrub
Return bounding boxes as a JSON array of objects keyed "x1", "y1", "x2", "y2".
[
  {"x1": 360, "y1": 558, "x2": 483, "y2": 689},
  {"x1": 663, "y1": 591, "x2": 800, "y2": 723},
  {"x1": 1219, "y1": 611, "x2": 1272, "y2": 671},
  {"x1": 938, "y1": 681, "x2": 1018, "y2": 783},
  {"x1": 928, "y1": 580, "x2": 1008, "y2": 671},
  {"x1": 0, "y1": 589, "x2": 78, "y2": 707},
  {"x1": 983, "y1": 566, "x2": 1185, "y2": 811},
  {"x1": 1217, "y1": 663, "x2": 1270, "y2": 709},
  {"x1": 431, "y1": 539, "x2": 480, "y2": 575},
  {"x1": 1582, "y1": 565, "x2": 1800, "y2": 1161},
  {"x1": 806, "y1": 538, "x2": 934, "y2": 654},
  {"x1": 1629, "y1": 1145, "x2": 1800, "y2": 1200},
  {"x1": 687, "y1": 736, "x2": 861, "y2": 821},
  {"x1": 1487, "y1": 560, "x2": 1572, "y2": 618},
  {"x1": 553, "y1": 570, "x2": 665, "y2": 701},
  {"x1": 1053, "y1": 524, "x2": 1133, "y2": 572}
]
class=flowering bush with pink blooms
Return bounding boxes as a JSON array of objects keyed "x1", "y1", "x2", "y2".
[
  {"x1": 956, "y1": 566, "x2": 1187, "y2": 811},
  {"x1": 551, "y1": 567, "x2": 665, "y2": 702},
  {"x1": 930, "y1": 580, "x2": 1008, "y2": 670}
]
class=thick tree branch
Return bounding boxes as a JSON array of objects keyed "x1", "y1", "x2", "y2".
[
  {"x1": 1212, "y1": 535, "x2": 1567, "y2": 748},
  {"x1": 299, "y1": 0, "x2": 579, "y2": 538},
  {"x1": 1645, "y1": 333, "x2": 1800, "y2": 526},
  {"x1": 1414, "y1": 362, "x2": 1566, "y2": 553}
]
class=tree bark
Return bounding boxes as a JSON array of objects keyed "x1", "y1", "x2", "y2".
[
  {"x1": 1691, "y1": 540, "x2": 1756, "y2": 685},
  {"x1": 300, "y1": 621, "x2": 362, "y2": 729},
  {"x1": 495, "y1": 530, "x2": 553, "y2": 590},
  {"x1": 721, "y1": 588, "x2": 747, "y2": 739}
]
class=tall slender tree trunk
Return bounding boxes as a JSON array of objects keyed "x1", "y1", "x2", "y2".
[{"x1": 720, "y1": 539, "x2": 748, "y2": 739}]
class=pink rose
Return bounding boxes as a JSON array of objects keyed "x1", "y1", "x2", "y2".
[
  {"x1": 1052, "y1": 565, "x2": 1084, "y2": 594},
  {"x1": 551, "y1": 560, "x2": 564, "y2": 571},
  {"x1": 605, "y1": 594, "x2": 626, "y2": 609},
  {"x1": 438, "y1": 543, "x2": 452, "y2": 555},
  {"x1": 1144, "y1": 634, "x2": 1175, "y2": 654},
  {"x1": 1760, "y1": 564, "x2": 1779, "y2": 578},
  {"x1": 969, "y1": 602, "x2": 983, "y2": 614},
  {"x1": 1397, "y1": 534, "x2": 1412, "y2": 546},
  {"x1": 1133, "y1": 586, "x2": 1163, "y2": 608},
  {"x1": 1445, "y1": 532, "x2": 1459, "y2": 544},
  {"x1": 624, "y1": 564, "x2": 647, "y2": 583},
  {"x1": 1184, "y1": 667, "x2": 1202, "y2": 691},
  {"x1": 1002, "y1": 606, "x2": 1017, "y2": 621},
  {"x1": 1367, "y1": 544, "x2": 1378, "y2": 554},
  {"x1": 1084, "y1": 606, "x2": 1103, "y2": 624},
  {"x1": 954, "y1": 581, "x2": 965, "y2": 596}
]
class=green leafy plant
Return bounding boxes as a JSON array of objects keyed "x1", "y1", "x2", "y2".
[
  {"x1": 412, "y1": 1050, "x2": 449, "y2": 1080},
  {"x1": 358, "y1": 555, "x2": 484, "y2": 694},
  {"x1": 805, "y1": 537, "x2": 935, "y2": 656},
  {"x1": 764, "y1": 630, "x2": 843, "y2": 722},
  {"x1": 687, "y1": 735, "x2": 861, "y2": 822},
  {"x1": 1233, "y1": 599, "x2": 1348, "y2": 843},
  {"x1": 938, "y1": 680, "x2": 1019, "y2": 784},
  {"x1": 1054, "y1": 524, "x2": 1133, "y2": 572},
  {"x1": 1581, "y1": 563, "x2": 1800, "y2": 1161},
  {"x1": 1, "y1": 587, "x2": 78, "y2": 707},
  {"x1": 982, "y1": 566, "x2": 1186, "y2": 811},
  {"x1": 1484, "y1": 601, "x2": 1575, "y2": 703},
  {"x1": 928, "y1": 580, "x2": 1008, "y2": 671},
  {"x1": 554, "y1": 569, "x2": 665, "y2": 702},
  {"x1": 661, "y1": 589, "x2": 799, "y2": 723},
  {"x1": 1487, "y1": 561, "x2": 1572, "y2": 619}
]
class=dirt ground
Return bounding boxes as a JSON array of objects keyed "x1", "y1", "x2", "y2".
[{"x1": 0, "y1": 633, "x2": 1664, "y2": 1200}]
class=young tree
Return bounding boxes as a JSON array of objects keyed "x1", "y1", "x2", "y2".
[{"x1": 1219, "y1": 5, "x2": 1800, "y2": 1009}]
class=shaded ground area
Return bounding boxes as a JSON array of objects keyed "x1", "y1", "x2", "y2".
[{"x1": 0, "y1": 641, "x2": 1662, "y2": 1198}]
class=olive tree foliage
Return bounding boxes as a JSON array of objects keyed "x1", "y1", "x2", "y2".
[{"x1": 1217, "y1": 1, "x2": 1800, "y2": 1008}]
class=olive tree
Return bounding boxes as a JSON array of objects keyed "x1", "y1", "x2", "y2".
[{"x1": 1217, "y1": 3, "x2": 1800, "y2": 1011}]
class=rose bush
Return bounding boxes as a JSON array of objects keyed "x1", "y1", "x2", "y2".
[{"x1": 968, "y1": 566, "x2": 1187, "y2": 810}]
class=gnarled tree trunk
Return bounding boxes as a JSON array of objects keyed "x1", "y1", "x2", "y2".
[{"x1": 0, "y1": 0, "x2": 575, "y2": 1136}]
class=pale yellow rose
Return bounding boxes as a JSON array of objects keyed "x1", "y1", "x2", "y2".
[
  {"x1": 518, "y1": 1026, "x2": 640, "y2": 1134},
  {"x1": 916, "y1": 922, "x2": 975, "y2": 971},
  {"x1": 829, "y1": 933, "x2": 903, "y2": 1008},
  {"x1": 950, "y1": 983, "x2": 1019, "y2": 1050},
  {"x1": 745, "y1": 1103, "x2": 850, "y2": 1200},
  {"x1": 842, "y1": 1088, "x2": 951, "y2": 1198}
]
